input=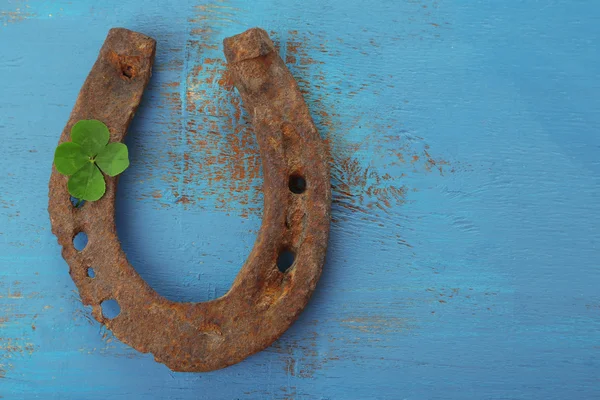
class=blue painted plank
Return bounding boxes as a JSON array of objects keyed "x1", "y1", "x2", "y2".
[{"x1": 0, "y1": 0, "x2": 599, "y2": 399}]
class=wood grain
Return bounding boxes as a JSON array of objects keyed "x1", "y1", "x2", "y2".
[{"x1": 0, "y1": 0, "x2": 599, "y2": 398}]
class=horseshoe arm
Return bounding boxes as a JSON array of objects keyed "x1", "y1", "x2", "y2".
[{"x1": 48, "y1": 28, "x2": 331, "y2": 372}]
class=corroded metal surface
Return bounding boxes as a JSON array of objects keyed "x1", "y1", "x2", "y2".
[{"x1": 48, "y1": 27, "x2": 331, "y2": 372}]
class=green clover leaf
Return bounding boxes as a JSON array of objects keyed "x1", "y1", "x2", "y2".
[
  {"x1": 54, "y1": 142, "x2": 89, "y2": 175},
  {"x1": 67, "y1": 161, "x2": 106, "y2": 201},
  {"x1": 53, "y1": 119, "x2": 130, "y2": 202},
  {"x1": 95, "y1": 142, "x2": 130, "y2": 177},
  {"x1": 71, "y1": 119, "x2": 110, "y2": 156}
]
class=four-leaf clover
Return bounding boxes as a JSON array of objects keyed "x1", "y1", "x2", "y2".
[{"x1": 54, "y1": 119, "x2": 129, "y2": 202}]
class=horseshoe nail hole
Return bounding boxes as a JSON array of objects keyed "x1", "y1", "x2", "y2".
[
  {"x1": 277, "y1": 249, "x2": 296, "y2": 273},
  {"x1": 73, "y1": 232, "x2": 88, "y2": 251},
  {"x1": 289, "y1": 174, "x2": 306, "y2": 194},
  {"x1": 87, "y1": 268, "x2": 96, "y2": 278},
  {"x1": 101, "y1": 299, "x2": 121, "y2": 319},
  {"x1": 121, "y1": 64, "x2": 134, "y2": 79},
  {"x1": 70, "y1": 196, "x2": 85, "y2": 208}
]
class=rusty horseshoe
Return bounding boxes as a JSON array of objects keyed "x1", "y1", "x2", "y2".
[{"x1": 48, "y1": 28, "x2": 331, "y2": 372}]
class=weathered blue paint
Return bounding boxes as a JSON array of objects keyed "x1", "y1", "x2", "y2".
[{"x1": 1, "y1": 0, "x2": 599, "y2": 398}]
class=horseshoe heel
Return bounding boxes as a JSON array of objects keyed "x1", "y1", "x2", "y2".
[{"x1": 48, "y1": 28, "x2": 331, "y2": 372}]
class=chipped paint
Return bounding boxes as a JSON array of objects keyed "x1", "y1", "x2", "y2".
[
  {"x1": 0, "y1": 281, "x2": 36, "y2": 382},
  {"x1": 271, "y1": 330, "x2": 335, "y2": 379},
  {"x1": 0, "y1": 0, "x2": 35, "y2": 26},
  {"x1": 340, "y1": 316, "x2": 414, "y2": 334},
  {"x1": 280, "y1": 30, "x2": 457, "y2": 225},
  {"x1": 0, "y1": 338, "x2": 35, "y2": 378},
  {"x1": 139, "y1": 22, "x2": 456, "y2": 228},
  {"x1": 2, "y1": 0, "x2": 600, "y2": 397}
]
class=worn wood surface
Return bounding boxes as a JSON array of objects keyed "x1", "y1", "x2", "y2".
[{"x1": 1, "y1": 0, "x2": 599, "y2": 398}]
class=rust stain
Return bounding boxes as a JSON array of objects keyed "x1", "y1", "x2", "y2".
[
  {"x1": 7, "y1": 291, "x2": 21, "y2": 299},
  {"x1": 278, "y1": 31, "x2": 456, "y2": 221},
  {"x1": 0, "y1": 196, "x2": 16, "y2": 218},
  {"x1": 0, "y1": 338, "x2": 35, "y2": 379},
  {"x1": 143, "y1": 13, "x2": 456, "y2": 224},
  {"x1": 176, "y1": 195, "x2": 191, "y2": 204},
  {"x1": 184, "y1": 53, "x2": 262, "y2": 213},
  {"x1": 146, "y1": 4, "x2": 262, "y2": 216},
  {"x1": 0, "y1": 281, "x2": 23, "y2": 300}
]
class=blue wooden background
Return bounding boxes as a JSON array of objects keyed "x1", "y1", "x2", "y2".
[{"x1": 1, "y1": 0, "x2": 599, "y2": 398}]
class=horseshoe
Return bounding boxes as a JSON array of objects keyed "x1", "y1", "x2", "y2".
[{"x1": 48, "y1": 28, "x2": 331, "y2": 372}]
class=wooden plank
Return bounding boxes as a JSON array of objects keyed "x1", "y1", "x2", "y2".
[{"x1": 0, "y1": 0, "x2": 599, "y2": 398}]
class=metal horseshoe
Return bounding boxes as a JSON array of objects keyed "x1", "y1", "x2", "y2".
[{"x1": 48, "y1": 28, "x2": 331, "y2": 372}]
